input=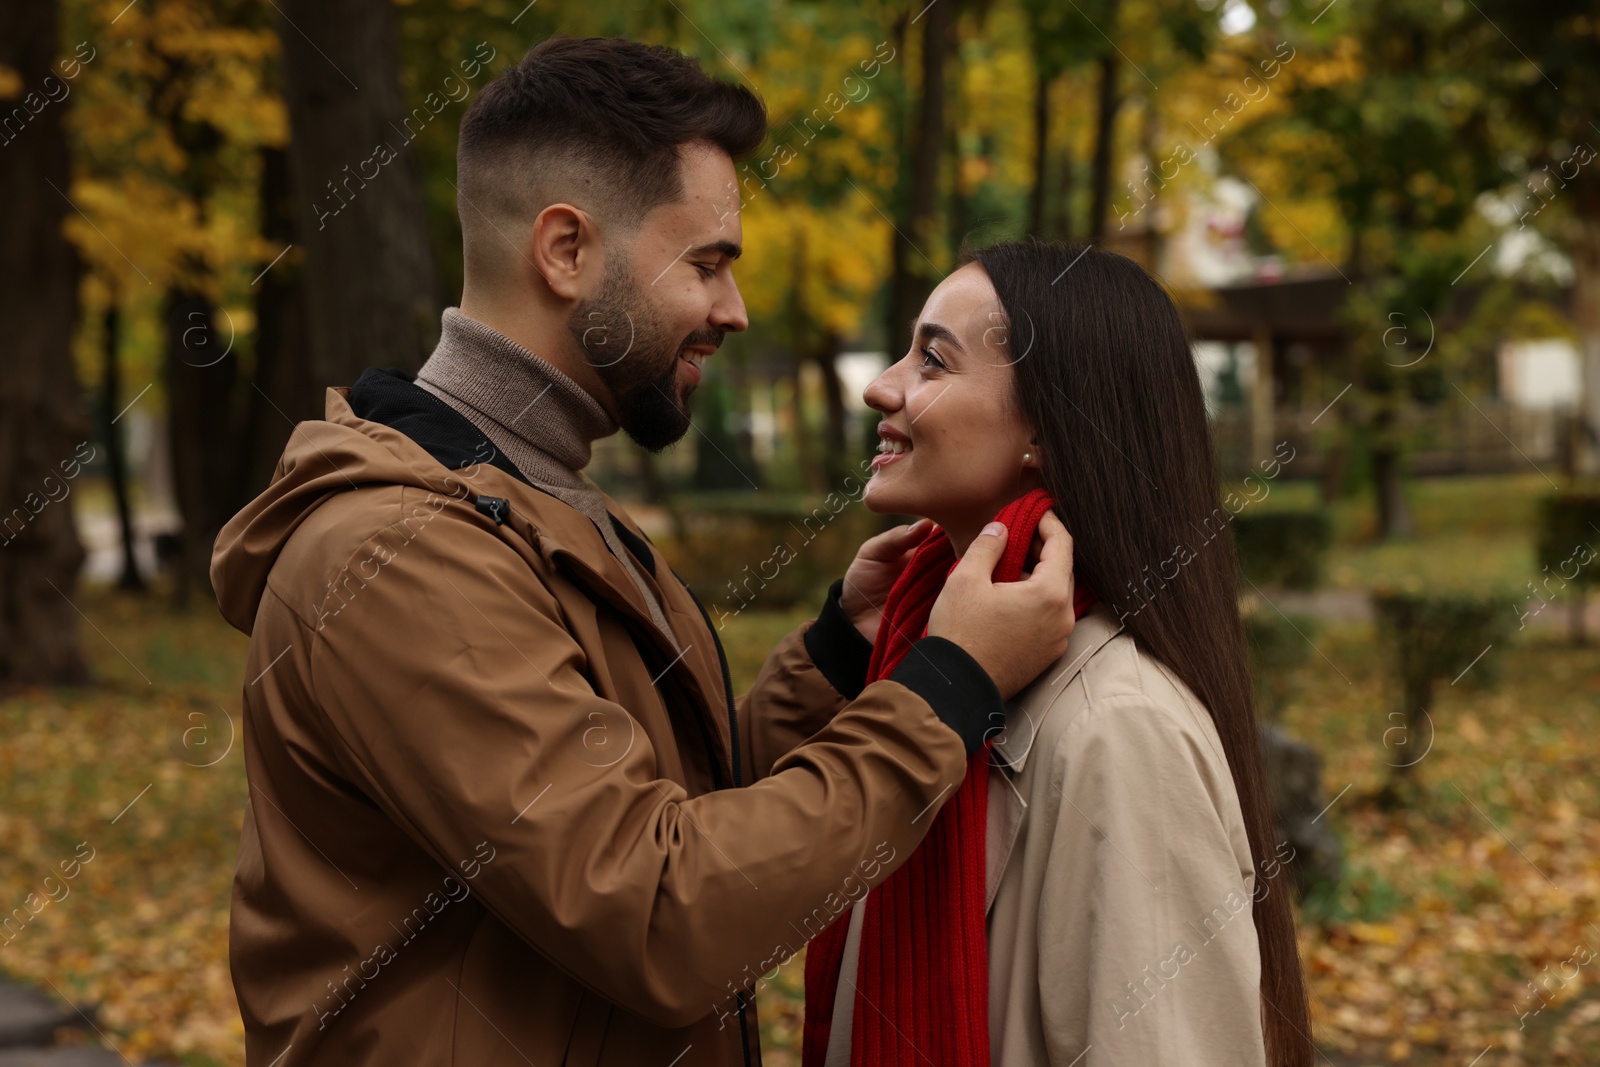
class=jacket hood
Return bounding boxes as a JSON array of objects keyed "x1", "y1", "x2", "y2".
[{"x1": 210, "y1": 369, "x2": 531, "y2": 634}]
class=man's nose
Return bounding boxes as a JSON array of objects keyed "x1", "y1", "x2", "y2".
[{"x1": 713, "y1": 277, "x2": 749, "y2": 334}]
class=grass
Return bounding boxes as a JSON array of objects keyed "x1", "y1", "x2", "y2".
[
  {"x1": 1240, "y1": 472, "x2": 1551, "y2": 594},
  {"x1": 0, "y1": 592, "x2": 247, "y2": 1065},
  {"x1": 1, "y1": 472, "x2": 1593, "y2": 1065},
  {"x1": 1273, "y1": 623, "x2": 1600, "y2": 1065}
]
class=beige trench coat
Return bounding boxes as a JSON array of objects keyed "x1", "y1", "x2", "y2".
[{"x1": 825, "y1": 606, "x2": 1269, "y2": 1067}]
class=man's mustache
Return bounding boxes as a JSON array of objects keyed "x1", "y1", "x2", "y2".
[{"x1": 680, "y1": 328, "x2": 724, "y2": 353}]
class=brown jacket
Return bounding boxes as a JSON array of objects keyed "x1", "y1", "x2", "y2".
[{"x1": 211, "y1": 371, "x2": 1002, "y2": 1067}]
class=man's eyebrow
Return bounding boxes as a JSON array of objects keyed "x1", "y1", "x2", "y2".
[
  {"x1": 914, "y1": 320, "x2": 965, "y2": 352},
  {"x1": 691, "y1": 239, "x2": 742, "y2": 260}
]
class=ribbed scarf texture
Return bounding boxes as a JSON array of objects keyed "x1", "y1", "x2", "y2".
[{"x1": 802, "y1": 488, "x2": 1095, "y2": 1067}]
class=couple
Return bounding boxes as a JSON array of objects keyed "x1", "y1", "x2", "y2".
[{"x1": 212, "y1": 33, "x2": 1311, "y2": 1067}]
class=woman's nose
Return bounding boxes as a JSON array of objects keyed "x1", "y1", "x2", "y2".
[{"x1": 863, "y1": 361, "x2": 902, "y2": 413}]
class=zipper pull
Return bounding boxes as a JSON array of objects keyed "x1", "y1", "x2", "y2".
[{"x1": 474, "y1": 495, "x2": 511, "y2": 526}]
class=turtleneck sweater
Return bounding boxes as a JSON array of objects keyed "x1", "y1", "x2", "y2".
[{"x1": 415, "y1": 307, "x2": 680, "y2": 650}]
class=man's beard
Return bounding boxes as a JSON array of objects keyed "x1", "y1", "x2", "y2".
[{"x1": 567, "y1": 254, "x2": 722, "y2": 453}]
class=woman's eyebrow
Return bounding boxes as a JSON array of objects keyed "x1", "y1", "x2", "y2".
[{"x1": 914, "y1": 320, "x2": 965, "y2": 352}]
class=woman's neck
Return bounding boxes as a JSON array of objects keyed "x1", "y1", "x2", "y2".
[
  {"x1": 936, "y1": 478, "x2": 1049, "y2": 559},
  {"x1": 943, "y1": 522, "x2": 985, "y2": 558}
]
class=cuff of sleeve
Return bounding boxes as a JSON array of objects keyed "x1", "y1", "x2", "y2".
[
  {"x1": 889, "y1": 636, "x2": 1005, "y2": 756},
  {"x1": 803, "y1": 578, "x2": 875, "y2": 700}
]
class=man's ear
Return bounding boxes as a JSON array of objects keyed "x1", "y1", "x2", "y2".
[{"x1": 529, "y1": 203, "x2": 597, "y2": 301}]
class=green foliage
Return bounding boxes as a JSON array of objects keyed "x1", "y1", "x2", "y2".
[
  {"x1": 1372, "y1": 590, "x2": 1510, "y2": 707},
  {"x1": 1372, "y1": 590, "x2": 1508, "y2": 791},
  {"x1": 691, "y1": 372, "x2": 762, "y2": 491},
  {"x1": 1470, "y1": 0, "x2": 1600, "y2": 226},
  {"x1": 1298, "y1": 860, "x2": 1408, "y2": 927},
  {"x1": 656, "y1": 499, "x2": 885, "y2": 620},
  {"x1": 1234, "y1": 509, "x2": 1333, "y2": 589},
  {"x1": 1243, "y1": 609, "x2": 1316, "y2": 720},
  {"x1": 1534, "y1": 492, "x2": 1600, "y2": 591},
  {"x1": 1233, "y1": 0, "x2": 1531, "y2": 538}
]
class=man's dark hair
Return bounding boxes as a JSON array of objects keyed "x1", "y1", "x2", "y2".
[{"x1": 458, "y1": 36, "x2": 767, "y2": 256}]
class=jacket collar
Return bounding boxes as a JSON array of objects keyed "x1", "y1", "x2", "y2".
[
  {"x1": 332, "y1": 379, "x2": 688, "y2": 663},
  {"x1": 330, "y1": 380, "x2": 738, "y2": 778},
  {"x1": 990, "y1": 604, "x2": 1126, "y2": 774},
  {"x1": 348, "y1": 366, "x2": 526, "y2": 484}
]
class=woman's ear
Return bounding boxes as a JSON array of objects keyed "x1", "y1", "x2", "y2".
[{"x1": 1022, "y1": 435, "x2": 1042, "y2": 470}]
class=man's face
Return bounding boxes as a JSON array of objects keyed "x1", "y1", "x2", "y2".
[{"x1": 567, "y1": 144, "x2": 748, "y2": 452}]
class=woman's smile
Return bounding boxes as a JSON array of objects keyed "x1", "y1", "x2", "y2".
[{"x1": 871, "y1": 423, "x2": 913, "y2": 469}]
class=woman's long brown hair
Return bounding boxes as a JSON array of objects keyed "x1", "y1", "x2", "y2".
[{"x1": 967, "y1": 240, "x2": 1314, "y2": 1067}]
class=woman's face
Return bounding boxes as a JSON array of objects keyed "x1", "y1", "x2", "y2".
[{"x1": 862, "y1": 262, "x2": 1043, "y2": 551}]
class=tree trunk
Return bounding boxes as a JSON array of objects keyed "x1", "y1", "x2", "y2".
[
  {"x1": 635, "y1": 447, "x2": 666, "y2": 503},
  {"x1": 1088, "y1": 47, "x2": 1122, "y2": 245},
  {"x1": 0, "y1": 0, "x2": 89, "y2": 684},
  {"x1": 164, "y1": 289, "x2": 239, "y2": 606},
  {"x1": 146, "y1": 31, "x2": 247, "y2": 604},
  {"x1": 276, "y1": 0, "x2": 440, "y2": 390},
  {"x1": 788, "y1": 365, "x2": 821, "y2": 493},
  {"x1": 888, "y1": 0, "x2": 951, "y2": 362},
  {"x1": 635, "y1": 447, "x2": 685, "y2": 543},
  {"x1": 242, "y1": 146, "x2": 314, "y2": 496},
  {"x1": 1139, "y1": 98, "x2": 1162, "y2": 267},
  {"x1": 1055, "y1": 111, "x2": 1076, "y2": 244},
  {"x1": 102, "y1": 302, "x2": 143, "y2": 592},
  {"x1": 790, "y1": 226, "x2": 824, "y2": 493},
  {"x1": 1571, "y1": 202, "x2": 1600, "y2": 479},
  {"x1": 812, "y1": 333, "x2": 849, "y2": 487},
  {"x1": 729, "y1": 356, "x2": 761, "y2": 489},
  {"x1": 1391, "y1": 678, "x2": 1432, "y2": 781},
  {"x1": 1029, "y1": 64, "x2": 1051, "y2": 237},
  {"x1": 945, "y1": 114, "x2": 969, "y2": 256},
  {"x1": 1372, "y1": 439, "x2": 1415, "y2": 540},
  {"x1": 1319, "y1": 437, "x2": 1349, "y2": 504}
]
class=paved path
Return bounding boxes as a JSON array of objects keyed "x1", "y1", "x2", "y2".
[
  {"x1": 0, "y1": 980, "x2": 159, "y2": 1065},
  {"x1": 1250, "y1": 586, "x2": 1600, "y2": 633}
]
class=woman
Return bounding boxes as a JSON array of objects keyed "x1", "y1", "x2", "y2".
[{"x1": 804, "y1": 241, "x2": 1312, "y2": 1067}]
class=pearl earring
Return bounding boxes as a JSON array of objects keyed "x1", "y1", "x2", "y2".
[{"x1": 1023, "y1": 452, "x2": 1033, "y2": 463}]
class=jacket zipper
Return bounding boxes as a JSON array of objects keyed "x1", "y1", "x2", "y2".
[
  {"x1": 681, "y1": 582, "x2": 741, "y2": 788},
  {"x1": 549, "y1": 551, "x2": 757, "y2": 1067},
  {"x1": 681, "y1": 582, "x2": 758, "y2": 1067}
]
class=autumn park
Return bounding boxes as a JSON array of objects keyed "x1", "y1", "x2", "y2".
[{"x1": 0, "y1": 0, "x2": 1597, "y2": 1064}]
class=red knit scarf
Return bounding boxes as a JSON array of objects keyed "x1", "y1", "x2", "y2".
[{"x1": 802, "y1": 489, "x2": 1096, "y2": 1067}]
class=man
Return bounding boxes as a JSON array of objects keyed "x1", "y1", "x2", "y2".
[{"x1": 212, "y1": 36, "x2": 1078, "y2": 1067}]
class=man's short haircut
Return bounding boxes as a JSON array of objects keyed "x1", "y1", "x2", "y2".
[{"x1": 457, "y1": 36, "x2": 767, "y2": 255}]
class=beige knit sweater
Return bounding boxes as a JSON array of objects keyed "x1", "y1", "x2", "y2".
[{"x1": 416, "y1": 308, "x2": 680, "y2": 650}]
